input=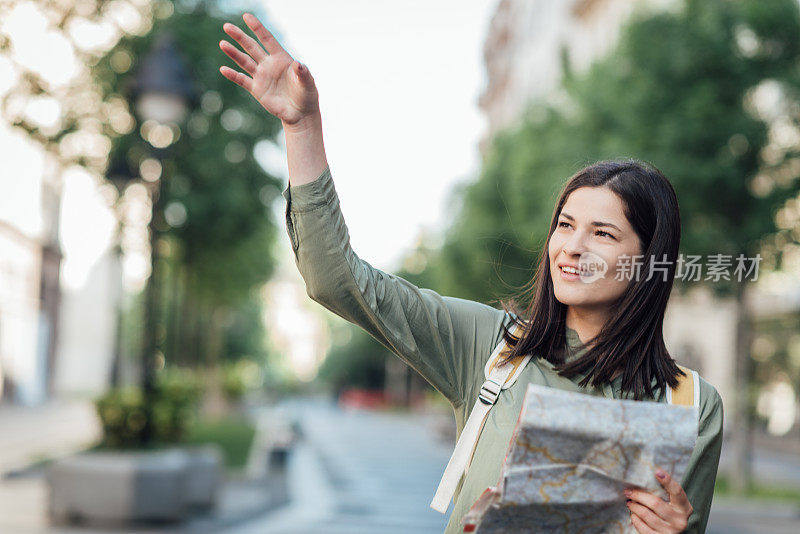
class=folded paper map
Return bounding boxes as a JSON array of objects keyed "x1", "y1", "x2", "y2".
[{"x1": 462, "y1": 384, "x2": 698, "y2": 533}]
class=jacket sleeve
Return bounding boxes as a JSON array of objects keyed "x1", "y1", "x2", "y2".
[
  {"x1": 283, "y1": 165, "x2": 506, "y2": 407},
  {"x1": 681, "y1": 378, "x2": 724, "y2": 533}
]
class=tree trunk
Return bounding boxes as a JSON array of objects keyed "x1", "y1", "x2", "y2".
[
  {"x1": 202, "y1": 306, "x2": 227, "y2": 418},
  {"x1": 384, "y1": 357, "x2": 408, "y2": 406},
  {"x1": 730, "y1": 280, "x2": 753, "y2": 493}
]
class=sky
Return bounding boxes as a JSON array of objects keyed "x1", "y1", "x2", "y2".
[{"x1": 255, "y1": 0, "x2": 499, "y2": 271}]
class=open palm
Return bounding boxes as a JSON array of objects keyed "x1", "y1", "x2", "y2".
[{"x1": 219, "y1": 13, "x2": 318, "y2": 125}]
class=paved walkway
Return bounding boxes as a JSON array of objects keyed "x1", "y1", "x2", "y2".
[
  {"x1": 226, "y1": 399, "x2": 451, "y2": 534},
  {"x1": 0, "y1": 400, "x2": 101, "y2": 475}
]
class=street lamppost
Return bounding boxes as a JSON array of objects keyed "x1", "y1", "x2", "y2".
[
  {"x1": 130, "y1": 32, "x2": 196, "y2": 445},
  {"x1": 107, "y1": 154, "x2": 137, "y2": 389}
]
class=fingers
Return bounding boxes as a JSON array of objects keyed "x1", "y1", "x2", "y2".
[
  {"x1": 629, "y1": 511, "x2": 659, "y2": 534},
  {"x1": 243, "y1": 13, "x2": 288, "y2": 56},
  {"x1": 655, "y1": 469, "x2": 692, "y2": 511},
  {"x1": 219, "y1": 40, "x2": 257, "y2": 75},
  {"x1": 223, "y1": 22, "x2": 268, "y2": 63},
  {"x1": 219, "y1": 65, "x2": 253, "y2": 93},
  {"x1": 627, "y1": 500, "x2": 670, "y2": 531},
  {"x1": 625, "y1": 488, "x2": 670, "y2": 518}
]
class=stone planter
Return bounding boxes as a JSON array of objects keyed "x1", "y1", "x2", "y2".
[
  {"x1": 183, "y1": 445, "x2": 223, "y2": 509},
  {"x1": 47, "y1": 445, "x2": 223, "y2": 526},
  {"x1": 48, "y1": 449, "x2": 190, "y2": 525}
]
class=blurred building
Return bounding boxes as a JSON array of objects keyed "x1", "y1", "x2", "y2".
[
  {"x1": 0, "y1": 130, "x2": 63, "y2": 406},
  {"x1": 480, "y1": 0, "x2": 675, "y2": 149},
  {"x1": 0, "y1": 122, "x2": 118, "y2": 405}
]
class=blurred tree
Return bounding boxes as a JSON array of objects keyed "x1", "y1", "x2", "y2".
[
  {"x1": 1, "y1": 0, "x2": 283, "y2": 409},
  {"x1": 317, "y1": 323, "x2": 387, "y2": 397},
  {"x1": 430, "y1": 0, "x2": 800, "y2": 492},
  {"x1": 0, "y1": 0, "x2": 114, "y2": 171},
  {"x1": 92, "y1": 1, "x2": 282, "y2": 376},
  {"x1": 434, "y1": 105, "x2": 585, "y2": 303}
]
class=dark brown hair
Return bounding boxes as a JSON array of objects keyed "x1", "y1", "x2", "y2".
[{"x1": 499, "y1": 159, "x2": 684, "y2": 400}]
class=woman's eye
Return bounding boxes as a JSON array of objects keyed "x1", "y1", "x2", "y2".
[
  {"x1": 558, "y1": 221, "x2": 571, "y2": 229},
  {"x1": 595, "y1": 230, "x2": 614, "y2": 239}
]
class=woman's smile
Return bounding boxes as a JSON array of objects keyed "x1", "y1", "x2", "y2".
[{"x1": 548, "y1": 186, "x2": 642, "y2": 310}]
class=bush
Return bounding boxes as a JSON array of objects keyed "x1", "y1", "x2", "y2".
[
  {"x1": 95, "y1": 388, "x2": 147, "y2": 449},
  {"x1": 95, "y1": 367, "x2": 204, "y2": 448},
  {"x1": 222, "y1": 359, "x2": 262, "y2": 402},
  {"x1": 153, "y1": 367, "x2": 204, "y2": 442}
]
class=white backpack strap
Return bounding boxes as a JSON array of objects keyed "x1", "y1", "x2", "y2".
[{"x1": 430, "y1": 322, "x2": 529, "y2": 513}]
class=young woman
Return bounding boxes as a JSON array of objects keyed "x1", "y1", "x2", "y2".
[{"x1": 219, "y1": 13, "x2": 723, "y2": 533}]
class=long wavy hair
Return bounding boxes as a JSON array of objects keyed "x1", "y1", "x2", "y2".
[{"x1": 499, "y1": 159, "x2": 684, "y2": 400}]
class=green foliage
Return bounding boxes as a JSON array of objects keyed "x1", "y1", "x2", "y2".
[
  {"x1": 221, "y1": 292, "x2": 272, "y2": 364},
  {"x1": 221, "y1": 358, "x2": 262, "y2": 401},
  {"x1": 183, "y1": 417, "x2": 256, "y2": 469},
  {"x1": 95, "y1": 367, "x2": 204, "y2": 448},
  {"x1": 95, "y1": 388, "x2": 148, "y2": 449},
  {"x1": 431, "y1": 0, "x2": 800, "y2": 303},
  {"x1": 316, "y1": 323, "x2": 388, "y2": 394},
  {"x1": 91, "y1": 0, "x2": 283, "y2": 368},
  {"x1": 153, "y1": 367, "x2": 204, "y2": 441},
  {"x1": 435, "y1": 105, "x2": 586, "y2": 303},
  {"x1": 94, "y1": 0, "x2": 281, "y2": 303}
]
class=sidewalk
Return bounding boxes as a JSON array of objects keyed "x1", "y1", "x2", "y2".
[
  {"x1": 0, "y1": 401, "x2": 290, "y2": 533},
  {"x1": 708, "y1": 496, "x2": 800, "y2": 533},
  {"x1": 0, "y1": 400, "x2": 101, "y2": 475},
  {"x1": 0, "y1": 400, "x2": 101, "y2": 533}
]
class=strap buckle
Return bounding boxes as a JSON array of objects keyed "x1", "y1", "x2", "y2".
[{"x1": 478, "y1": 379, "x2": 502, "y2": 405}]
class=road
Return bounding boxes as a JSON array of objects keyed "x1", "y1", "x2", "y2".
[
  {"x1": 230, "y1": 398, "x2": 800, "y2": 534},
  {"x1": 228, "y1": 399, "x2": 452, "y2": 534}
]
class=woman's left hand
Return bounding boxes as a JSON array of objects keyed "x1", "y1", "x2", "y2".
[{"x1": 625, "y1": 469, "x2": 693, "y2": 533}]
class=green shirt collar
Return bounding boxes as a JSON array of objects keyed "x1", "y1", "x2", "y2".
[
  {"x1": 564, "y1": 326, "x2": 585, "y2": 361},
  {"x1": 564, "y1": 325, "x2": 627, "y2": 397}
]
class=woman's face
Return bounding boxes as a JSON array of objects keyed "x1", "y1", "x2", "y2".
[{"x1": 548, "y1": 186, "x2": 643, "y2": 312}]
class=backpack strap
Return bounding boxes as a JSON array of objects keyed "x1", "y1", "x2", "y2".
[
  {"x1": 430, "y1": 322, "x2": 528, "y2": 513},
  {"x1": 667, "y1": 364, "x2": 700, "y2": 408}
]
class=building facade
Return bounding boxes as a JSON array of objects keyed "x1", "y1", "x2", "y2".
[{"x1": 480, "y1": 0, "x2": 674, "y2": 147}]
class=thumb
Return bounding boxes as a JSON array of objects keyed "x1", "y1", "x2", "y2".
[{"x1": 293, "y1": 62, "x2": 312, "y2": 85}]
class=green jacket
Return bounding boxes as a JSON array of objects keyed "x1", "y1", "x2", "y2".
[{"x1": 283, "y1": 166, "x2": 724, "y2": 533}]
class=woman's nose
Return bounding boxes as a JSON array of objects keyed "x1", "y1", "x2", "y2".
[{"x1": 563, "y1": 231, "x2": 588, "y2": 256}]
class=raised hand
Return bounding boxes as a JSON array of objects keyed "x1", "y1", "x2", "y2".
[{"x1": 219, "y1": 13, "x2": 319, "y2": 126}]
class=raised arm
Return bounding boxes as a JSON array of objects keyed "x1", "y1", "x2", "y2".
[
  {"x1": 219, "y1": 12, "x2": 326, "y2": 186},
  {"x1": 218, "y1": 14, "x2": 508, "y2": 407}
]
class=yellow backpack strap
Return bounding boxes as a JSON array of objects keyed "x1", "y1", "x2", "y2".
[
  {"x1": 667, "y1": 364, "x2": 700, "y2": 408},
  {"x1": 484, "y1": 322, "x2": 528, "y2": 386}
]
